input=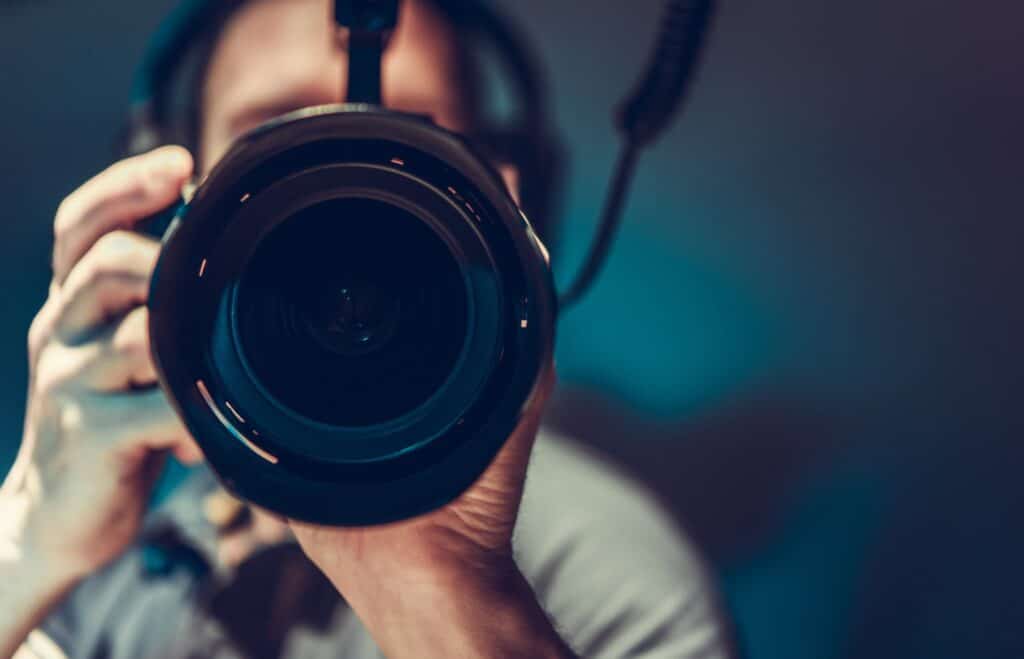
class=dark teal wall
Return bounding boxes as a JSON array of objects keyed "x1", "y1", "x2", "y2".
[{"x1": 1, "y1": 1, "x2": 1021, "y2": 657}]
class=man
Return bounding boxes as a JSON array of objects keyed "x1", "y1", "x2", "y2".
[{"x1": 0, "y1": 0, "x2": 734, "y2": 656}]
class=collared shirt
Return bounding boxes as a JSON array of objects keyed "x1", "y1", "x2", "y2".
[{"x1": 33, "y1": 431, "x2": 734, "y2": 658}]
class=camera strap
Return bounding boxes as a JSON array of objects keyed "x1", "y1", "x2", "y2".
[{"x1": 335, "y1": 0, "x2": 401, "y2": 105}]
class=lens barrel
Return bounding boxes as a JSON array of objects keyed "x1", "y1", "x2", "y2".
[{"x1": 149, "y1": 106, "x2": 554, "y2": 526}]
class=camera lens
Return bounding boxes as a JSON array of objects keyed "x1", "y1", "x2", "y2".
[
  {"x1": 233, "y1": 197, "x2": 469, "y2": 428},
  {"x1": 149, "y1": 108, "x2": 555, "y2": 524}
]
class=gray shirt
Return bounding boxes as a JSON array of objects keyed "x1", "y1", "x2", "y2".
[{"x1": 33, "y1": 431, "x2": 734, "y2": 658}]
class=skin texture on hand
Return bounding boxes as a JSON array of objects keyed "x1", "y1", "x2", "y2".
[
  {"x1": 290, "y1": 365, "x2": 575, "y2": 658},
  {"x1": 291, "y1": 365, "x2": 554, "y2": 579},
  {"x1": 10, "y1": 146, "x2": 203, "y2": 576},
  {"x1": 0, "y1": 146, "x2": 204, "y2": 657}
]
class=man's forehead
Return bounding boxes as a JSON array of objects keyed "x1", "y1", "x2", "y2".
[{"x1": 202, "y1": 0, "x2": 466, "y2": 141}]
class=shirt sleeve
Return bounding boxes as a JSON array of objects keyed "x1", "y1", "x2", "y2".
[
  {"x1": 514, "y1": 432, "x2": 737, "y2": 659},
  {"x1": 13, "y1": 630, "x2": 69, "y2": 659},
  {"x1": 32, "y1": 567, "x2": 116, "y2": 659},
  {"x1": 33, "y1": 549, "x2": 199, "y2": 659}
]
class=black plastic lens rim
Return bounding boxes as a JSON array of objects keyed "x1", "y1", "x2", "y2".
[{"x1": 149, "y1": 105, "x2": 555, "y2": 526}]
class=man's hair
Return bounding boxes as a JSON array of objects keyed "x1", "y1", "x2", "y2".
[{"x1": 160, "y1": 0, "x2": 481, "y2": 170}]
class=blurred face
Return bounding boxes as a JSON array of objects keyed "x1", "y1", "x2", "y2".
[{"x1": 200, "y1": 0, "x2": 472, "y2": 172}]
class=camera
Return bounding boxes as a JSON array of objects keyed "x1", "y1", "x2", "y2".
[
  {"x1": 140, "y1": 0, "x2": 712, "y2": 526},
  {"x1": 149, "y1": 105, "x2": 555, "y2": 526}
]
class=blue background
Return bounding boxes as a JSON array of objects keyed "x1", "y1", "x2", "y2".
[{"x1": 1, "y1": 0, "x2": 1022, "y2": 657}]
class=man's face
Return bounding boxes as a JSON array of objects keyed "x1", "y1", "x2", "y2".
[{"x1": 200, "y1": 0, "x2": 470, "y2": 172}]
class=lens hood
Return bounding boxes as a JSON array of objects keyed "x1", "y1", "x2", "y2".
[{"x1": 148, "y1": 105, "x2": 555, "y2": 526}]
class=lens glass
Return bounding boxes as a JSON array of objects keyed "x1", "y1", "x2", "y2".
[{"x1": 234, "y1": 198, "x2": 469, "y2": 427}]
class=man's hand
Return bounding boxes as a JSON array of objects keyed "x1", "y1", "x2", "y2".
[
  {"x1": 1, "y1": 146, "x2": 202, "y2": 658},
  {"x1": 290, "y1": 364, "x2": 575, "y2": 658}
]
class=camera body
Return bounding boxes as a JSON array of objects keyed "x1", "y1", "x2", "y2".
[{"x1": 149, "y1": 105, "x2": 555, "y2": 525}]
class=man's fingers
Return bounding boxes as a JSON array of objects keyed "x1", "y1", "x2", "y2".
[
  {"x1": 63, "y1": 387, "x2": 199, "y2": 457},
  {"x1": 172, "y1": 439, "x2": 205, "y2": 465},
  {"x1": 52, "y1": 145, "x2": 191, "y2": 285},
  {"x1": 35, "y1": 306, "x2": 155, "y2": 395},
  {"x1": 487, "y1": 360, "x2": 556, "y2": 474},
  {"x1": 106, "y1": 307, "x2": 155, "y2": 388},
  {"x1": 78, "y1": 307, "x2": 156, "y2": 391},
  {"x1": 88, "y1": 307, "x2": 157, "y2": 390},
  {"x1": 52, "y1": 230, "x2": 158, "y2": 344},
  {"x1": 526, "y1": 361, "x2": 556, "y2": 417}
]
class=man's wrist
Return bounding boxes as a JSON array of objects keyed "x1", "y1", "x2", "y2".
[
  {"x1": 7, "y1": 539, "x2": 86, "y2": 593},
  {"x1": 2, "y1": 493, "x2": 90, "y2": 591},
  {"x1": 337, "y1": 556, "x2": 575, "y2": 659}
]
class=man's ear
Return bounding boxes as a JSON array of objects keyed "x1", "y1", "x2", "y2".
[{"x1": 497, "y1": 164, "x2": 521, "y2": 207}]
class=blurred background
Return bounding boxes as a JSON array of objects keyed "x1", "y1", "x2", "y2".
[{"x1": 1, "y1": 0, "x2": 1022, "y2": 657}]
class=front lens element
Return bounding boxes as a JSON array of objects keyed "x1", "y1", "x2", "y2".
[{"x1": 234, "y1": 198, "x2": 469, "y2": 427}]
